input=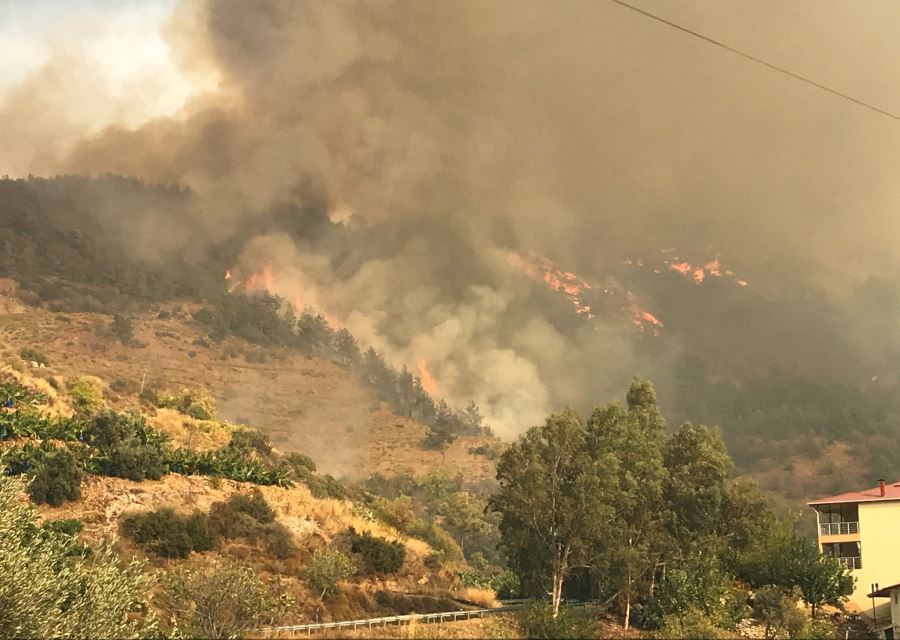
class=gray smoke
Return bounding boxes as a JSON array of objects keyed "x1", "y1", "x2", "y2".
[{"x1": 5, "y1": 0, "x2": 900, "y2": 433}]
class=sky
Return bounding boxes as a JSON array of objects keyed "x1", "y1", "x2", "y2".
[{"x1": 0, "y1": 0, "x2": 198, "y2": 129}]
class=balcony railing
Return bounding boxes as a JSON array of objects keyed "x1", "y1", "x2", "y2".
[
  {"x1": 819, "y1": 521, "x2": 859, "y2": 536},
  {"x1": 837, "y1": 556, "x2": 862, "y2": 570}
]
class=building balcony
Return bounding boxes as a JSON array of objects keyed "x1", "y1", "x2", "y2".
[
  {"x1": 820, "y1": 521, "x2": 859, "y2": 536},
  {"x1": 837, "y1": 556, "x2": 862, "y2": 570}
]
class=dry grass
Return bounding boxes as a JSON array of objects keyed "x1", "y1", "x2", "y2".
[
  {"x1": 451, "y1": 587, "x2": 499, "y2": 609},
  {"x1": 0, "y1": 296, "x2": 502, "y2": 489},
  {"x1": 147, "y1": 408, "x2": 236, "y2": 452}
]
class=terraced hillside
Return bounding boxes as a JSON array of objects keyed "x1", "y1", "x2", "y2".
[{"x1": 0, "y1": 278, "x2": 498, "y2": 486}]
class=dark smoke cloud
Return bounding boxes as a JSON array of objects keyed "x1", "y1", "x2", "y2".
[{"x1": 6, "y1": 0, "x2": 900, "y2": 433}]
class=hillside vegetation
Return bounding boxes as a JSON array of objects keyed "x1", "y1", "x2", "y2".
[
  {"x1": 0, "y1": 363, "x2": 506, "y2": 636},
  {"x1": 2, "y1": 175, "x2": 898, "y2": 503}
]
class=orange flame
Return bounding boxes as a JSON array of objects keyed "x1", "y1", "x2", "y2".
[
  {"x1": 507, "y1": 252, "x2": 595, "y2": 319},
  {"x1": 624, "y1": 291, "x2": 663, "y2": 336},
  {"x1": 417, "y1": 358, "x2": 438, "y2": 396},
  {"x1": 661, "y1": 254, "x2": 747, "y2": 288}
]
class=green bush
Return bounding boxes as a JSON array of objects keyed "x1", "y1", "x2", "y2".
[
  {"x1": 227, "y1": 429, "x2": 272, "y2": 456},
  {"x1": 155, "y1": 387, "x2": 216, "y2": 420},
  {"x1": 286, "y1": 452, "x2": 316, "y2": 475},
  {"x1": 303, "y1": 473, "x2": 347, "y2": 500},
  {"x1": 19, "y1": 347, "x2": 48, "y2": 366},
  {"x1": 69, "y1": 377, "x2": 105, "y2": 416},
  {"x1": 260, "y1": 522, "x2": 296, "y2": 559},
  {"x1": 41, "y1": 518, "x2": 83, "y2": 537},
  {"x1": 0, "y1": 376, "x2": 48, "y2": 408},
  {"x1": 156, "y1": 559, "x2": 290, "y2": 638},
  {"x1": 209, "y1": 490, "x2": 276, "y2": 538},
  {"x1": 225, "y1": 489, "x2": 276, "y2": 523},
  {"x1": 207, "y1": 490, "x2": 295, "y2": 558},
  {"x1": 27, "y1": 447, "x2": 82, "y2": 507},
  {"x1": 0, "y1": 474, "x2": 158, "y2": 638},
  {"x1": 516, "y1": 601, "x2": 597, "y2": 639},
  {"x1": 37, "y1": 518, "x2": 89, "y2": 556},
  {"x1": 644, "y1": 553, "x2": 749, "y2": 631},
  {"x1": 83, "y1": 412, "x2": 168, "y2": 481},
  {"x1": 348, "y1": 527, "x2": 406, "y2": 574},
  {"x1": 303, "y1": 547, "x2": 356, "y2": 599},
  {"x1": 120, "y1": 508, "x2": 217, "y2": 559}
]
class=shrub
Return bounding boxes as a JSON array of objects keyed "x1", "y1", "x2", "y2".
[
  {"x1": 19, "y1": 347, "x2": 48, "y2": 366},
  {"x1": 286, "y1": 452, "x2": 316, "y2": 475},
  {"x1": 303, "y1": 547, "x2": 356, "y2": 599},
  {"x1": 658, "y1": 606, "x2": 730, "y2": 639},
  {"x1": 38, "y1": 518, "x2": 89, "y2": 556},
  {"x1": 155, "y1": 387, "x2": 217, "y2": 420},
  {"x1": 110, "y1": 377, "x2": 140, "y2": 394},
  {"x1": 0, "y1": 376, "x2": 47, "y2": 408},
  {"x1": 517, "y1": 601, "x2": 597, "y2": 640},
  {"x1": 348, "y1": 527, "x2": 406, "y2": 574},
  {"x1": 27, "y1": 447, "x2": 82, "y2": 507},
  {"x1": 209, "y1": 490, "x2": 276, "y2": 538},
  {"x1": 260, "y1": 522, "x2": 296, "y2": 559},
  {"x1": 110, "y1": 314, "x2": 134, "y2": 344},
  {"x1": 0, "y1": 475, "x2": 158, "y2": 638},
  {"x1": 223, "y1": 489, "x2": 276, "y2": 523},
  {"x1": 208, "y1": 491, "x2": 294, "y2": 557},
  {"x1": 157, "y1": 559, "x2": 290, "y2": 638},
  {"x1": 304, "y1": 473, "x2": 347, "y2": 500},
  {"x1": 69, "y1": 377, "x2": 105, "y2": 416},
  {"x1": 227, "y1": 429, "x2": 272, "y2": 456},
  {"x1": 41, "y1": 518, "x2": 83, "y2": 537},
  {"x1": 120, "y1": 508, "x2": 217, "y2": 559},
  {"x1": 83, "y1": 412, "x2": 168, "y2": 482}
]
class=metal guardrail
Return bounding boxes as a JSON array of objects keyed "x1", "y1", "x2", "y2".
[
  {"x1": 837, "y1": 556, "x2": 862, "y2": 570},
  {"x1": 257, "y1": 600, "x2": 594, "y2": 636},
  {"x1": 819, "y1": 521, "x2": 859, "y2": 536}
]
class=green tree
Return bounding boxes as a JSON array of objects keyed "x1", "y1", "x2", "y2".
[
  {"x1": 733, "y1": 523, "x2": 853, "y2": 618},
  {"x1": 0, "y1": 475, "x2": 156, "y2": 638},
  {"x1": 303, "y1": 547, "x2": 356, "y2": 600},
  {"x1": 332, "y1": 328, "x2": 360, "y2": 367},
  {"x1": 662, "y1": 422, "x2": 733, "y2": 550},
  {"x1": 753, "y1": 585, "x2": 805, "y2": 640},
  {"x1": 586, "y1": 379, "x2": 670, "y2": 629},
  {"x1": 490, "y1": 409, "x2": 616, "y2": 618},
  {"x1": 645, "y1": 552, "x2": 748, "y2": 631}
]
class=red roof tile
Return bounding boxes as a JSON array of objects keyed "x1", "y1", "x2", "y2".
[{"x1": 809, "y1": 480, "x2": 900, "y2": 505}]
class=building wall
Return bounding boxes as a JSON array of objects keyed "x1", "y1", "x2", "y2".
[
  {"x1": 890, "y1": 588, "x2": 900, "y2": 638},
  {"x1": 852, "y1": 502, "x2": 900, "y2": 609}
]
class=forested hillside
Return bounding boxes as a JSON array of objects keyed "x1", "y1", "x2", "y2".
[{"x1": 2, "y1": 175, "x2": 899, "y2": 501}]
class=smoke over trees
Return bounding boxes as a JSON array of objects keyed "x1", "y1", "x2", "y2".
[{"x1": 4, "y1": 1, "x2": 900, "y2": 490}]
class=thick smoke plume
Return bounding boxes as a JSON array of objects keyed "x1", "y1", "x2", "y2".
[{"x1": 6, "y1": 0, "x2": 900, "y2": 434}]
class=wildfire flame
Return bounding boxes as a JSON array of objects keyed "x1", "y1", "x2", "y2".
[
  {"x1": 659, "y1": 254, "x2": 747, "y2": 287},
  {"x1": 624, "y1": 291, "x2": 663, "y2": 336},
  {"x1": 507, "y1": 251, "x2": 596, "y2": 319},
  {"x1": 228, "y1": 265, "x2": 275, "y2": 295},
  {"x1": 507, "y1": 251, "x2": 664, "y2": 334},
  {"x1": 417, "y1": 358, "x2": 438, "y2": 396}
]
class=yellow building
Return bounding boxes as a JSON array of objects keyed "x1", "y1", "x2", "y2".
[{"x1": 809, "y1": 480, "x2": 900, "y2": 634}]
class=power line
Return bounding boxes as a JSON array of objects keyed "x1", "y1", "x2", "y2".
[{"x1": 609, "y1": 0, "x2": 900, "y2": 123}]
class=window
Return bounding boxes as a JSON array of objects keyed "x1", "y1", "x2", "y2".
[{"x1": 817, "y1": 503, "x2": 859, "y2": 523}]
